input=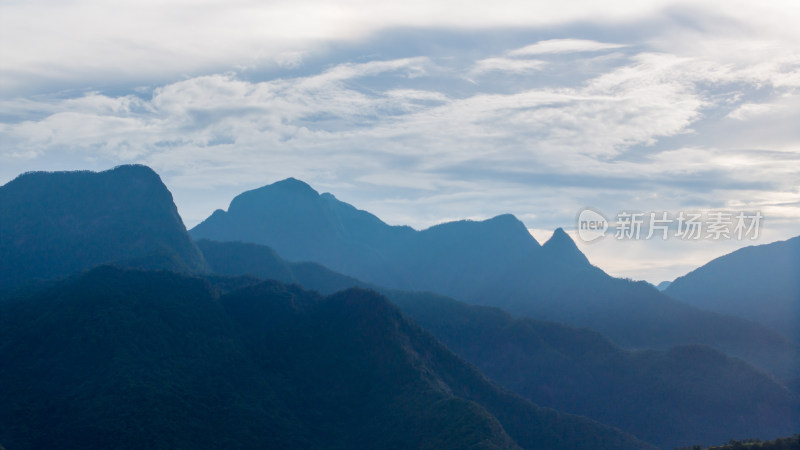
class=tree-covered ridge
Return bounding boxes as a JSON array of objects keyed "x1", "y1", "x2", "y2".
[{"x1": 0, "y1": 267, "x2": 649, "y2": 449}]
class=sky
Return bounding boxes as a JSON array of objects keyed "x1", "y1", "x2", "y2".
[{"x1": 2, "y1": 0, "x2": 800, "y2": 283}]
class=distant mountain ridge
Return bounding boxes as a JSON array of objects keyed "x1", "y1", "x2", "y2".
[
  {"x1": 0, "y1": 165, "x2": 206, "y2": 289},
  {"x1": 191, "y1": 178, "x2": 800, "y2": 379},
  {"x1": 191, "y1": 178, "x2": 541, "y2": 292},
  {"x1": 665, "y1": 235, "x2": 800, "y2": 343}
]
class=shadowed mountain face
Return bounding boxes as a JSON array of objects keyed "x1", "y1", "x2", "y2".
[
  {"x1": 0, "y1": 165, "x2": 206, "y2": 289},
  {"x1": 197, "y1": 239, "x2": 800, "y2": 449},
  {"x1": 0, "y1": 267, "x2": 649, "y2": 450},
  {"x1": 190, "y1": 179, "x2": 800, "y2": 379},
  {"x1": 665, "y1": 236, "x2": 800, "y2": 343}
]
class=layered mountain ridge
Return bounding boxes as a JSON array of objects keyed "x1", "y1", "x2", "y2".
[
  {"x1": 2, "y1": 166, "x2": 798, "y2": 449},
  {"x1": 191, "y1": 177, "x2": 800, "y2": 379},
  {"x1": 199, "y1": 238, "x2": 800, "y2": 449}
]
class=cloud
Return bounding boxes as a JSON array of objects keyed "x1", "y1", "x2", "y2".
[
  {"x1": 0, "y1": 0, "x2": 671, "y2": 97},
  {"x1": 509, "y1": 39, "x2": 628, "y2": 56},
  {"x1": 727, "y1": 103, "x2": 780, "y2": 121},
  {"x1": 468, "y1": 58, "x2": 548, "y2": 76},
  {"x1": 274, "y1": 52, "x2": 305, "y2": 70}
]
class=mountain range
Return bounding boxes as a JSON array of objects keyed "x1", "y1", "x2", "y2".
[
  {"x1": 190, "y1": 177, "x2": 800, "y2": 380},
  {"x1": 1, "y1": 165, "x2": 798, "y2": 449}
]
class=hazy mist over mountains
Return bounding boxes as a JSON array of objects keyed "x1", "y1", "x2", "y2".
[{"x1": 1, "y1": 166, "x2": 798, "y2": 449}]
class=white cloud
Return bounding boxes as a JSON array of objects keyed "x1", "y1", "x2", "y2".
[
  {"x1": 0, "y1": 0, "x2": 670, "y2": 97},
  {"x1": 509, "y1": 39, "x2": 627, "y2": 56},
  {"x1": 727, "y1": 103, "x2": 779, "y2": 121},
  {"x1": 274, "y1": 52, "x2": 305, "y2": 69},
  {"x1": 468, "y1": 58, "x2": 547, "y2": 76}
]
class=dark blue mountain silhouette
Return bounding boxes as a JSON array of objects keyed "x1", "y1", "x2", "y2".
[
  {"x1": 191, "y1": 178, "x2": 800, "y2": 379},
  {"x1": 0, "y1": 165, "x2": 206, "y2": 289},
  {"x1": 665, "y1": 235, "x2": 800, "y2": 343}
]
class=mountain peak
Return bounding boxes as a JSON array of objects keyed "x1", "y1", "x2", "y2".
[
  {"x1": 487, "y1": 214, "x2": 541, "y2": 246},
  {"x1": 542, "y1": 228, "x2": 590, "y2": 265},
  {"x1": 546, "y1": 227, "x2": 571, "y2": 244},
  {"x1": 251, "y1": 177, "x2": 319, "y2": 199},
  {"x1": 487, "y1": 213, "x2": 522, "y2": 226},
  {"x1": 226, "y1": 177, "x2": 320, "y2": 215},
  {"x1": 272, "y1": 177, "x2": 316, "y2": 193}
]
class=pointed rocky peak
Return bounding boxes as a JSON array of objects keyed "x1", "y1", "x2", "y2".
[
  {"x1": 544, "y1": 227, "x2": 572, "y2": 246},
  {"x1": 542, "y1": 228, "x2": 590, "y2": 265}
]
